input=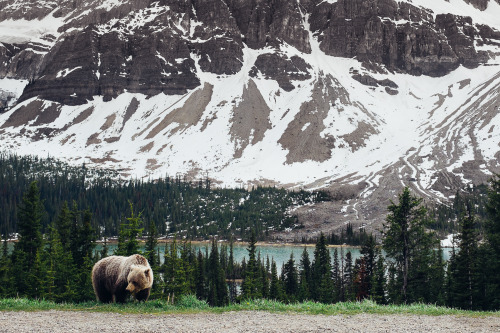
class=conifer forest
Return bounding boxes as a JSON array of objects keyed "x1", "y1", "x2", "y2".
[{"x1": 0, "y1": 152, "x2": 499, "y2": 311}]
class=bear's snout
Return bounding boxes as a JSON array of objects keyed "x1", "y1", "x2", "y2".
[{"x1": 126, "y1": 283, "x2": 135, "y2": 293}]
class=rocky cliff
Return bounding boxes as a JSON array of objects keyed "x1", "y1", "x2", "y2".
[{"x1": 0, "y1": 0, "x2": 499, "y2": 238}]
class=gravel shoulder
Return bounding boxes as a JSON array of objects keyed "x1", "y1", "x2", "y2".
[{"x1": 2, "y1": 310, "x2": 500, "y2": 333}]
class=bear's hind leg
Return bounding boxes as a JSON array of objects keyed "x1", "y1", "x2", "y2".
[{"x1": 94, "y1": 281, "x2": 113, "y2": 303}]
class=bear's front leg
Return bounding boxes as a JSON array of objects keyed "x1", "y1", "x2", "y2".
[
  {"x1": 114, "y1": 280, "x2": 130, "y2": 303},
  {"x1": 135, "y1": 288, "x2": 151, "y2": 302}
]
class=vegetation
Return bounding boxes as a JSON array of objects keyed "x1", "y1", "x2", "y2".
[
  {"x1": 0, "y1": 152, "x2": 499, "y2": 313},
  {"x1": 0, "y1": 297, "x2": 497, "y2": 316},
  {"x1": 0, "y1": 152, "x2": 329, "y2": 241}
]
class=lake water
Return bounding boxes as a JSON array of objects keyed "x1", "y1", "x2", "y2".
[
  {"x1": 98, "y1": 243, "x2": 363, "y2": 269},
  {"x1": 5, "y1": 242, "x2": 452, "y2": 269}
]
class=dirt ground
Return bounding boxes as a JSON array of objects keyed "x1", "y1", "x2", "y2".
[{"x1": 1, "y1": 310, "x2": 499, "y2": 332}]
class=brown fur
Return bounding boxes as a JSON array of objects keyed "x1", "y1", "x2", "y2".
[{"x1": 91, "y1": 254, "x2": 153, "y2": 303}]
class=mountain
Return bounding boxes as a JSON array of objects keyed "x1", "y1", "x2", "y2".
[{"x1": 0, "y1": 0, "x2": 499, "y2": 239}]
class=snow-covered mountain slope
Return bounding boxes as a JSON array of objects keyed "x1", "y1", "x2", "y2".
[{"x1": 0, "y1": 0, "x2": 499, "y2": 237}]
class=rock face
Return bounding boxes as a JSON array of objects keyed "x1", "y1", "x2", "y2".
[
  {"x1": 0, "y1": 0, "x2": 498, "y2": 103},
  {"x1": 250, "y1": 54, "x2": 311, "y2": 91}
]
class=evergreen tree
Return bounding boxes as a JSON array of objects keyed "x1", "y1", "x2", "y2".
[
  {"x1": 100, "y1": 236, "x2": 109, "y2": 259},
  {"x1": 448, "y1": 207, "x2": 479, "y2": 309},
  {"x1": 116, "y1": 201, "x2": 143, "y2": 256},
  {"x1": 207, "y1": 238, "x2": 228, "y2": 306},
  {"x1": 332, "y1": 248, "x2": 341, "y2": 302},
  {"x1": 311, "y1": 233, "x2": 332, "y2": 302},
  {"x1": 144, "y1": 221, "x2": 161, "y2": 299},
  {"x1": 260, "y1": 259, "x2": 269, "y2": 299},
  {"x1": 269, "y1": 259, "x2": 282, "y2": 301},
  {"x1": 354, "y1": 258, "x2": 369, "y2": 301},
  {"x1": 0, "y1": 232, "x2": 12, "y2": 297},
  {"x1": 484, "y1": 175, "x2": 500, "y2": 309},
  {"x1": 360, "y1": 234, "x2": 377, "y2": 296},
  {"x1": 382, "y1": 187, "x2": 429, "y2": 303},
  {"x1": 241, "y1": 231, "x2": 261, "y2": 300},
  {"x1": 298, "y1": 247, "x2": 311, "y2": 301},
  {"x1": 54, "y1": 201, "x2": 71, "y2": 251},
  {"x1": 282, "y1": 253, "x2": 298, "y2": 302},
  {"x1": 14, "y1": 181, "x2": 44, "y2": 264},
  {"x1": 371, "y1": 248, "x2": 386, "y2": 304},
  {"x1": 195, "y1": 249, "x2": 206, "y2": 300},
  {"x1": 11, "y1": 181, "x2": 45, "y2": 298},
  {"x1": 227, "y1": 239, "x2": 237, "y2": 302},
  {"x1": 343, "y1": 251, "x2": 355, "y2": 302},
  {"x1": 44, "y1": 221, "x2": 77, "y2": 302}
]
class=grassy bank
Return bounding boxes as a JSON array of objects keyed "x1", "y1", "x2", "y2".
[{"x1": 0, "y1": 297, "x2": 498, "y2": 317}]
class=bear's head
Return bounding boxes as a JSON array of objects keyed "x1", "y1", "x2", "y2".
[{"x1": 126, "y1": 265, "x2": 153, "y2": 294}]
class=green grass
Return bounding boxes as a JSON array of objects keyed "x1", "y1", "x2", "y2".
[{"x1": 0, "y1": 296, "x2": 498, "y2": 317}]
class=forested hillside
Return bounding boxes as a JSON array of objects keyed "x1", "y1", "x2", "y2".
[{"x1": 0, "y1": 152, "x2": 330, "y2": 240}]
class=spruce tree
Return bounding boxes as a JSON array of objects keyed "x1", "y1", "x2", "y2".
[
  {"x1": 484, "y1": 175, "x2": 500, "y2": 309},
  {"x1": 242, "y1": 231, "x2": 261, "y2": 300},
  {"x1": 360, "y1": 234, "x2": 376, "y2": 296},
  {"x1": 282, "y1": 253, "x2": 298, "y2": 302},
  {"x1": 343, "y1": 251, "x2": 355, "y2": 302},
  {"x1": 269, "y1": 259, "x2": 282, "y2": 301},
  {"x1": 448, "y1": 207, "x2": 479, "y2": 309},
  {"x1": 371, "y1": 248, "x2": 386, "y2": 304},
  {"x1": 44, "y1": 221, "x2": 77, "y2": 302},
  {"x1": 116, "y1": 201, "x2": 143, "y2": 256},
  {"x1": 0, "y1": 232, "x2": 11, "y2": 297},
  {"x1": 54, "y1": 201, "x2": 71, "y2": 251},
  {"x1": 207, "y1": 238, "x2": 228, "y2": 306},
  {"x1": 11, "y1": 181, "x2": 45, "y2": 298},
  {"x1": 382, "y1": 187, "x2": 429, "y2": 303},
  {"x1": 332, "y1": 248, "x2": 341, "y2": 302},
  {"x1": 144, "y1": 221, "x2": 160, "y2": 299},
  {"x1": 298, "y1": 247, "x2": 311, "y2": 301},
  {"x1": 227, "y1": 239, "x2": 237, "y2": 302},
  {"x1": 311, "y1": 233, "x2": 332, "y2": 302},
  {"x1": 195, "y1": 249, "x2": 206, "y2": 300},
  {"x1": 354, "y1": 258, "x2": 369, "y2": 301}
]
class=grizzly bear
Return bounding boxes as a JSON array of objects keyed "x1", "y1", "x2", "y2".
[{"x1": 91, "y1": 254, "x2": 153, "y2": 303}]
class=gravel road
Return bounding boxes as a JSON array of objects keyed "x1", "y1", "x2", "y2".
[{"x1": 1, "y1": 310, "x2": 499, "y2": 333}]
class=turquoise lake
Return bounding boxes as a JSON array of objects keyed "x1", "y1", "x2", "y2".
[{"x1": 5, "y1": 242, "x2": 452, "y2": 268}]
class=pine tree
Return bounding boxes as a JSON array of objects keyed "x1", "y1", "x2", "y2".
[
  {"x1": 311, "y1": 233, "x2": 332, "y2": 302},
  {"x1": 343, "y1": 251, "x2": 355, "y2": 302},
  {"x1": 11, "y1": 181, "x2": 45, "y2": 298},
  {"x1": 360, "y1": 234, "x2": 376, "y2": 296},
  {"x1": 0, "y1": 232, "x2": 12, "y2": 297},
  {"x1": 144, "y1": 221, "x2": 161, "y2": 299},
  {"x1": 207, "y1": 238, "x2": 228, "y2": 306},
  {"x1": 298, "y1": 247, "x2": 311, "y2": 301},
  {"x1": 484, "y1": 175, "x2": 500, "y2": 309},
  {"x1": 354, "y1": 258, "x2": 369, "y2": 301},
  {"x1": 282, "y1": 253, "x2": 298, "y2": 302},
  {"x1": 227, "y1": 239, "x2": 237, "y2": 302},
  {"x1": 269, "y1": 259, "x2": 282, "y2": 301},
  {"x1": 371, "y1": 248, "x2": 386, "y2": 304},
  {"x1": 332, "y1": 248, "x2": 341, "y2": 302},
  {"x1": 448, "y1": 207, "x2": 479, "y2": 309},
  {"x1": 242, "y1": 231, "x2": 261, "y2": 300},
  {"x1": 382, "y1": 187, "x2": 429, "y2": 303},
  {"x1": 44, "y1": 221, "x2": 77, "y2": 302},
  {"x1": 195, "y1": 249, "x2": 206, "y2": 300},
  {"x1": 116, "y1": 201, "x2": 143, "y2": 256},
  {"x1": 15, "y1": 181, "x2": 44, "y2": 265},
  {"x1": 54, "y1": 201, "x2": 71, "y2": 251}
]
